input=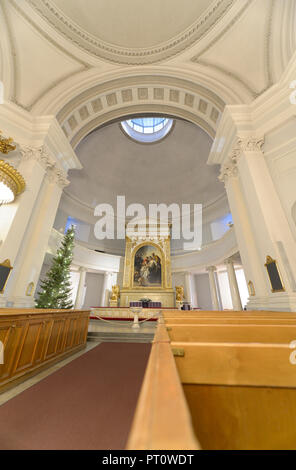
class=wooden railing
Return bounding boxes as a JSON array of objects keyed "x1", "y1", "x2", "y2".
[
  {"x1": 126, "y1": 315, "x2": 200, "y2": 450},
  {"x1": 0, "y1": 308, "x2": 90, "y2": 393}
]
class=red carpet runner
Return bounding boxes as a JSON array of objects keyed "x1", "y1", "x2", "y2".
[{"x1": 0, "y1": 342, "x2": 151, "y2": 449}]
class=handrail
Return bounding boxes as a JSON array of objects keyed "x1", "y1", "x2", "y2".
[{"x1": 126, "y1": 315, "x2": 200, "y2": 450}]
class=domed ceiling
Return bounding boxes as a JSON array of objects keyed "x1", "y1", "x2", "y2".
[
  {"x1": 51, "y1": 0, "x2": 215, "y2": 48},
  {"x1": 27, "y1": 0, "x2": 235, "y2": 64},
  {"x1": 66, "y1": 119, "x2": 225, "y2": 213}
]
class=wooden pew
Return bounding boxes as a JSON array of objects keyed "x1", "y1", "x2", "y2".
[
  {"x1": 163, "y1": 310, "x2": 296, "y2": 450},
  {"x1": 0, "y1": 308, "x2": 90, "y2": 393},
  {"x1": 126, "y1": 317, "x2": 199, "y2": 450}
]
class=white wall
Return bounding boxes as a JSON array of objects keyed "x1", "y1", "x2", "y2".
[
  {"x1": 70, "y1": 271, "x2": 80, "y2": 305},
  {"x1": 194, "y1": 273, "x2": 212, "y2": 310},
  {"x1": 82, "y1": 272, "x2": 105, "y2": 309}
]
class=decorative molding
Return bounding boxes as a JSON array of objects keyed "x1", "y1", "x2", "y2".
[
  {"x1": 55, "y1": 78, "x2": 225, "y2": 147},
  {"x1": 20, "y1": 145, "x2": 69, "y2": 188},
  {"x1": 0, "y1": 131, "x2": 16, "y2": 154},
  {"x1": 218, "y1": 135, "x2": 264, "y2": 182},
  {"x1": 191, "y1": 0, "x2": 252, "y2": 62},
  {"x1": 27, "y1": 0, "x2": 234, "y2": 65},
  {"x1": 218, "y1": 162, "x2": 238, "y2": 183},
  {"x1": 236, "y1": 136, "x2": 265, "y2": 153},
  {"x1": 20, "y1": 145, "x2": 54, "y2": 168}
]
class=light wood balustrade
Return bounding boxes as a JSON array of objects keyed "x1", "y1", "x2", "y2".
[
  {"x1": 0, "y1": 308, "x2": 90, "y2": 393},
  {"x1": 163, "y1": 310, "x2": 296, "y2": 450},
  {"x1": 126, "y1": 316, "x2": 200, "y2": 450}
]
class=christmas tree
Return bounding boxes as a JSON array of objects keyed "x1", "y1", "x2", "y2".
[{"x1": 35, "y1": 225, "x2": 75, "y2": 309}]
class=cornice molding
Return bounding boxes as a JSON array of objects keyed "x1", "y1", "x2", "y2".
[{"x1": 27, "y1": 0, "x2": 234, "y2": 65}]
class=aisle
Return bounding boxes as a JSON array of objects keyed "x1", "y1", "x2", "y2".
[{"x1": 0, "y1": 342, "x2": 151, "y2": 450}]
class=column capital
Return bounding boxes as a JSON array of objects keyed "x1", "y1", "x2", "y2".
[
  {"x1": 20, "y1": 145, "x2": 69, "y2": 188},
  {"x1": 219, "y1": 136, "x2": 264, "y2": 183},
  {"x1": 224, "y1": 258, "x2": 234, "y2": 266},
  {"x1": 45, "y1": 167, "x2": 70, "y2": 188},
  {"x1": 20, "y1": 145, "x2": 54, "y2": 168},
  {"x1": 235, "y1": 135, "x2": 265, "y2": 155},
  {"x1": 206, "y1": 266, "x2": 217, "y2": 272},
  {"x1": 78, "y1": 266, "x2": 87, "y2": 273},
  {"x1": 218, "y1": 162, "x2": 238, "y2": 183}
]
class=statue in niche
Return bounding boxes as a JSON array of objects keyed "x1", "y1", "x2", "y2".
[
  {"x1": 175, "y1": 286, "x2": 184, "y2": 302},
  {"x1": 111, "y1": 285, "x2": 120, "y2": 301}
]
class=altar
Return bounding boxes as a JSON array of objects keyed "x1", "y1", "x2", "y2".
[{"x1": 119, "y1": 219, "x2": 175, "y2": 308}]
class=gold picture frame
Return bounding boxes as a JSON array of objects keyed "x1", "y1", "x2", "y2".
[
  {"x1": 264, "y1": 255, "x2": 285, "y2": 293},
  {"x1": 247, "y1": 280, "x2": 255, "y2": 296},
  {"x1": 26, "y1": 281, "x2": 34, "y2": 296},
  {"x1": 131, "y1": 242, "x2": 165, "y2": 289},
  {"x1": 0, "y1": 259, "x2": 13, "y2": 294}
]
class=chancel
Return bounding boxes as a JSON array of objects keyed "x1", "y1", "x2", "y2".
[{"x1": 0, "y1": 0, "x2": 296, "y2": 453}]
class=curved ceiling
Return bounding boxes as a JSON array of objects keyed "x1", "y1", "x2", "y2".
[
  {"x1": 66, "y1": 118, "x2": 225, "y2": 213},
  {"x1": 52, "y1": 0, "x2": 213, "y2": 49},
  {"x1": 26, "y1": 0, "x2": 235, "y2": 64},
  {"x1": 3, "y1": 0, "x2": 294, "y2": 113}
]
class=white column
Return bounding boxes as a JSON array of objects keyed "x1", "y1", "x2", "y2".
[
  {"x1": 221, "y1": 165, "x2": 267, "y2": 300},
  {"x1": 0, "y1": 104, "x2": 82, "y2": 307},
  {"x1": 75, "y1": 267, "x2": 87, "y2": 309},
  {"x1": 206, "y1": 266, "x2": 220, "y2": 311},
  {"x1": 225, "y1": 258, "x2": 243, "y2": 311},
  {"x1": 238, "y1": 139, "x2": 296, "y2": 285},
  {"x1": 184, "y1": 272, "x2": 192, "y2": 305},
  {"x1": 4, "y1": 158, "x2": 68, "y2": 307},
  {"x1": 101, "y1": 272, "x2": 110, "y2": 307}
]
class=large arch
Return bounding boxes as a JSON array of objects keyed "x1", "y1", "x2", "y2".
[
  {"x1": 29, "y1": 67, "x2": 252, "y2": 148},
  {"x1": 31, "y1": 65, "x2": 253, "y2": 117}
]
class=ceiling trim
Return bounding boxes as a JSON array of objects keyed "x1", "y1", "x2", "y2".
[
  {"x1": 26, "y1": 0, "x2": 235, "y2": 65},
  {"x1": 30, "y1": 65, "x2": 252, "y2": 119}
]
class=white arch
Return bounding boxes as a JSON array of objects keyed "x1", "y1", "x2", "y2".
[
  {"x1": 69, "y1": 103, "x2": 216, "y2": 149},
  {"x1": 31, "y1": 64, "x2": 253, "y2": 117}
]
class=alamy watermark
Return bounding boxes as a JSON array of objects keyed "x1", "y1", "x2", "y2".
[{"x1": 93, "y1": 196, "x2": 202, "y2": 251}]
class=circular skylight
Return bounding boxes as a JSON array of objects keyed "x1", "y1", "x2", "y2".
[{"x1": 121, "y1": 117, "x2": 174, "y2": 143}]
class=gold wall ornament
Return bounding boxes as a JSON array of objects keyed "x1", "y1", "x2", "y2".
[
  {"x1": 247, "y1": 280, "x2": 255, "y2": 296},
  {"x1": 111, "y1": 284, "x2": 120, "y2": 301},
  {"x1": 26, "y1": 282, "x2": 35, "y2": 297},
  {"x1": 0, "y1": 259, "x2": 13, "y2": 294},
  {"x1": 0, "y1": 131, "x2": 16, "y2": 154},
  {"x1": 0, "y1": 160, "x2": 25, "y2": 203},
  {"x1": 175, "y1": 286, "x2": 184, "y2": 302},
  {"x1": 264, "y1": 255, "x2": 285, "y2": 293}
]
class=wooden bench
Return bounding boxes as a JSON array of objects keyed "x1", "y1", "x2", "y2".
[{"x1": 128, "y1": 310, "x2": 296, "y2": 450}]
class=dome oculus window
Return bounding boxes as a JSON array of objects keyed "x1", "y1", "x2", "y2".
[{"x1": 121, "y1": 117, "x2": 174, "y2": 143}]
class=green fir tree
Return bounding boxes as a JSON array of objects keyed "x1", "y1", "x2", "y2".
[{"x1": 35, "y1": 225, "x2": 75, "y2": 309}]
